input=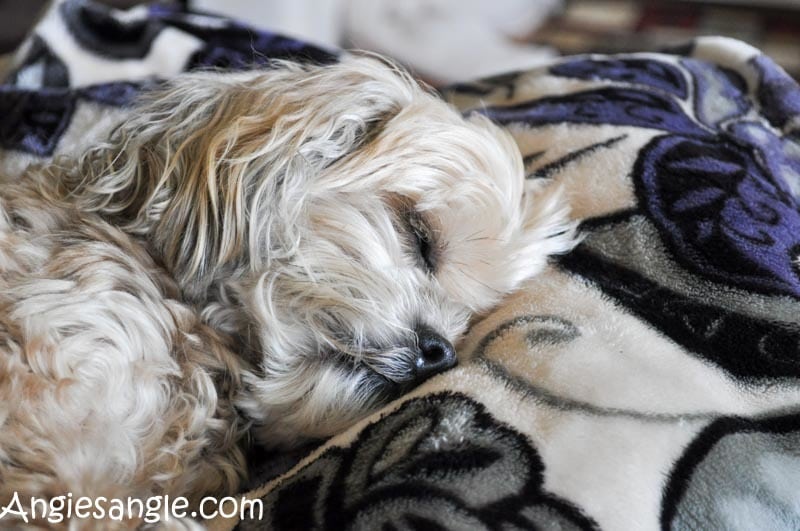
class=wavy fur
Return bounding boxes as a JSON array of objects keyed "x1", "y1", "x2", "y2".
[{"x1": 0, "y1": 55, "x2": 574, "y2": 526}]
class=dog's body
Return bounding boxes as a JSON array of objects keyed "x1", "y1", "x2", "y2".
[
  {"x1": 0, "y1": 56, "x2": 573, "y2": 522},
  {"x1": 0, "y1": 173, "x2": 245, "y2": 503}
]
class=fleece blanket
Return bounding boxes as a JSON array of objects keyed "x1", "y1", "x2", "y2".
[{"x1": 3, "y1": 1, "x2": 800, "y2": 530}]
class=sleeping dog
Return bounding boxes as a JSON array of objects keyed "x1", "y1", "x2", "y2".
[{"x1": 0, "y1": 55, "x2": 573, "y2": 523}]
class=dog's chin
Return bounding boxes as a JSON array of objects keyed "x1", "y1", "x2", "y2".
[{"x1": 236, "y1": 365, "x2": 386, "y2": 447}]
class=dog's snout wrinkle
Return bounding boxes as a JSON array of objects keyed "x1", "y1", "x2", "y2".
[{"x1": 413, "y1": 325, "x2": 457, "y2": 382}]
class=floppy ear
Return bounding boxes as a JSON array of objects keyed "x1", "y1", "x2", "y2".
[{"x1": 65, "y1": 58, "x2": 408, "y2": 297}]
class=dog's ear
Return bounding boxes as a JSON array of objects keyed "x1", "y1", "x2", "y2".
[{"x1": 67, "y1": 58, "x2": 407, "y2": 296}]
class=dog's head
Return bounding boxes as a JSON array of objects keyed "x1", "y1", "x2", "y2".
[{"x1": 68, "y1": 56, "x2": 574, "y2": 445}]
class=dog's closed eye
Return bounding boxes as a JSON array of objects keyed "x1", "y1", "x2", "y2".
[
  {"x1": 407, "y1": 210, "x2": 437, "y2": 273},
  {"x1": 385, "y1": 195, "x2": 440, "y2": 274}
]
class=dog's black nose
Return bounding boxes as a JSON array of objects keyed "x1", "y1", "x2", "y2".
[{"x1": 414, "y1": 326, "x2": 457, "y2": 382}]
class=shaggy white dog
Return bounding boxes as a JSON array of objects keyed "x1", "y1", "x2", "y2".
[{"x1": 0, "y1": 56, "x2": 573, "y2": 522}]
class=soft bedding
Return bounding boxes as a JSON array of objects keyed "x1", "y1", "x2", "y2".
[{"x1": 3, "y1": 1, "x2": 800, "y2": 530}]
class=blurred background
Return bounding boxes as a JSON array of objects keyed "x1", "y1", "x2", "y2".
[{"x1": 2, "y1": 0, "x2": 799, "y2": 84}]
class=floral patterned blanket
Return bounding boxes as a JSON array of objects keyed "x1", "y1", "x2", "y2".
[{"x1": 3, "y1": 1, "x2": 800, "y2": 530}]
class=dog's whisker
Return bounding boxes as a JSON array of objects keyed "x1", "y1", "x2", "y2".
[{"x1": 450, "y1": 262, "x2": 504, "y2": 295}]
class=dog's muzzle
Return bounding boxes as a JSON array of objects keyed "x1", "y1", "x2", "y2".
[{"x1": 348, "y1": 326, "x2": 458, "y2": 401}]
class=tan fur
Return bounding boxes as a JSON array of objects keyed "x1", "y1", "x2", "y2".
[
  {"x1": 0, "y1": 175, "x2": 245, "y2": 528},
  {"x1": 0, "y1": 55, "x2": 575, "y2": 526}
]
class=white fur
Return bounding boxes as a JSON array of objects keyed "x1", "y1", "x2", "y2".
[{"x1": 0, "y1": 55, "x2": 574, "y2": 524}]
